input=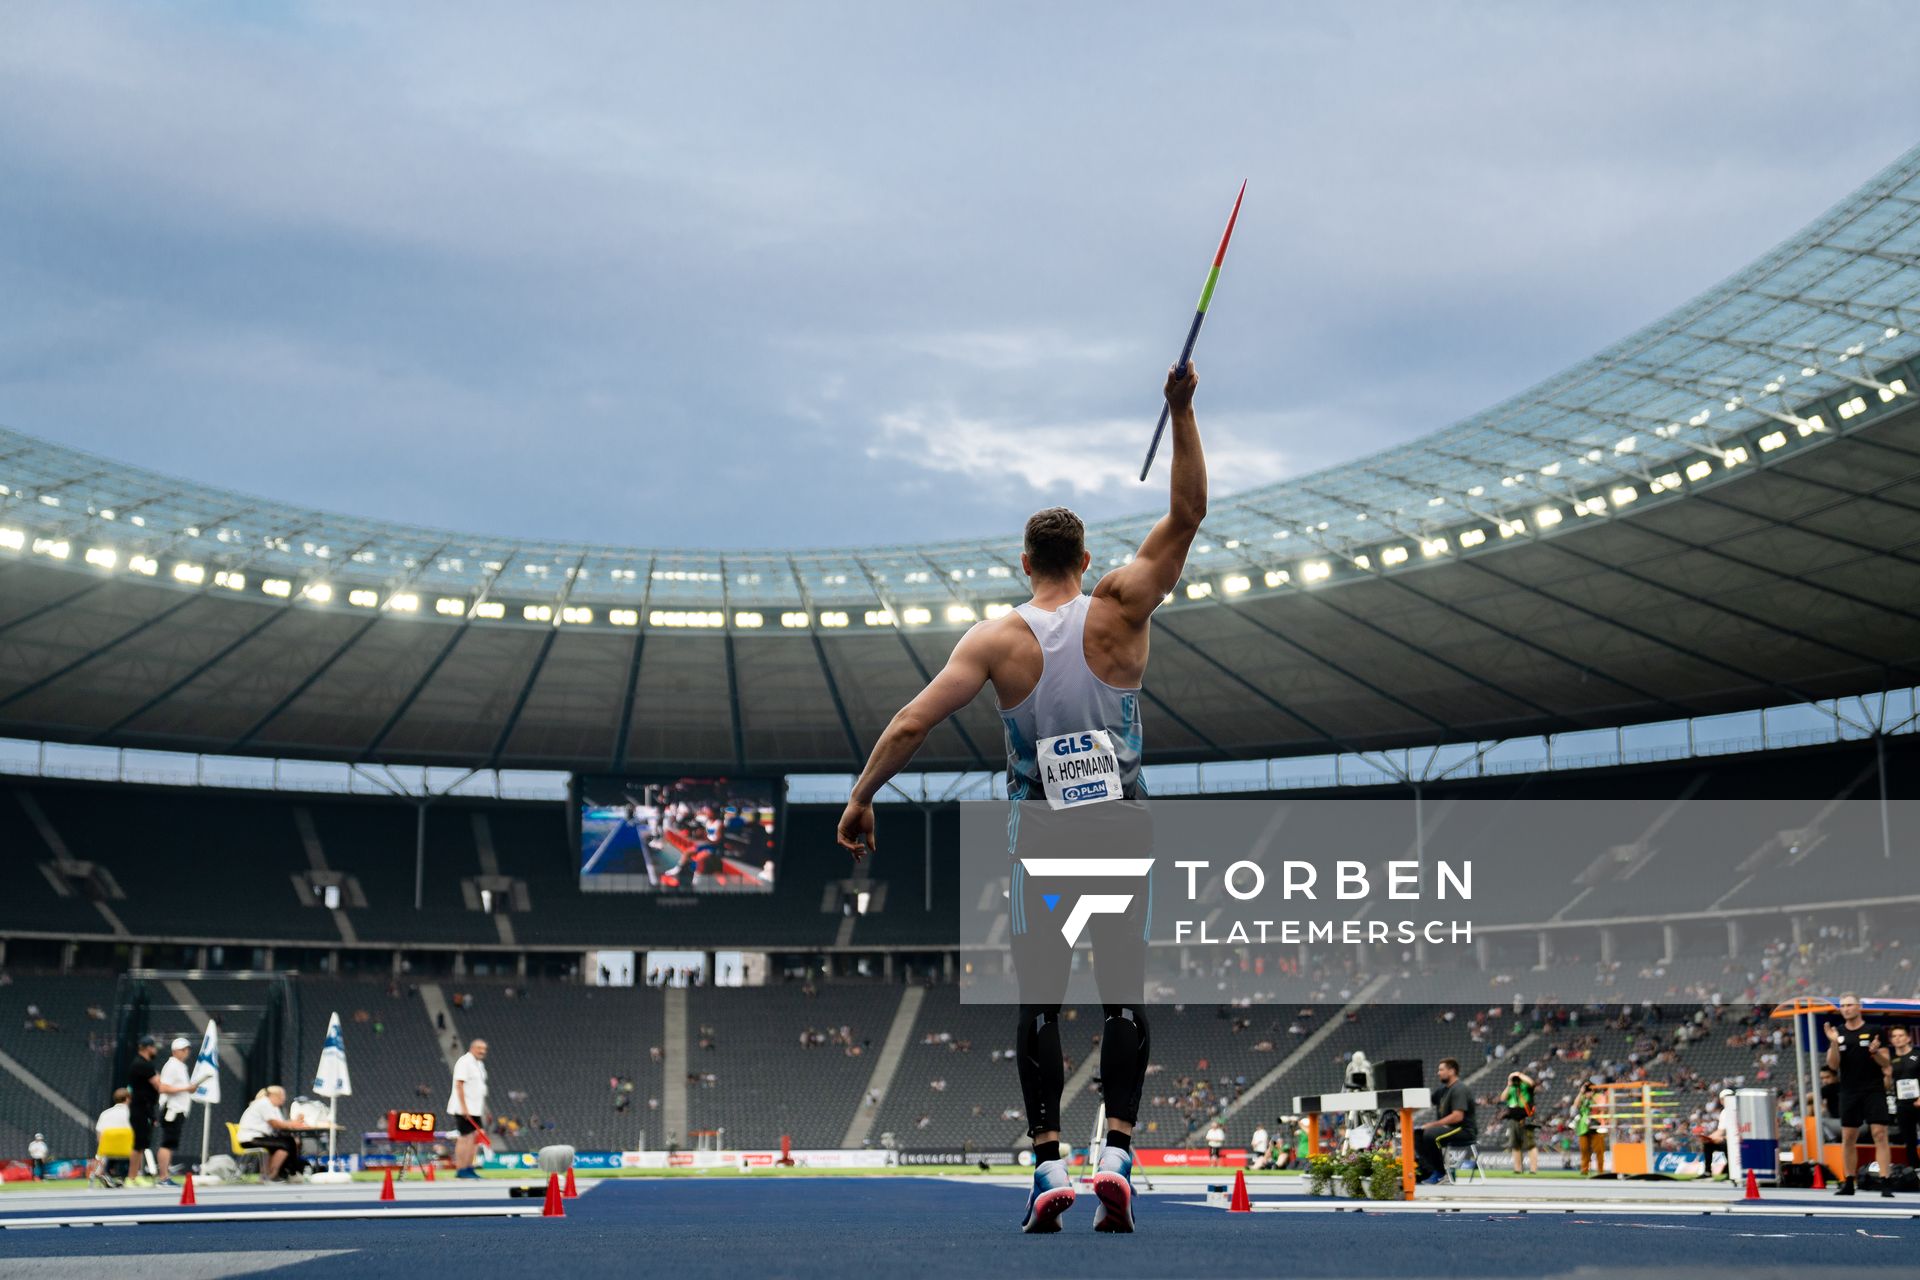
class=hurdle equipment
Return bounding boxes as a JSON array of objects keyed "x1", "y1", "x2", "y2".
[
  {"x1": 1293, "y1": 1087, "x2": 1433, "y2": 1200},
  {"x1": 178, "y1": 1173, "x2": 196, "y2": 1206},
  {"x1": 1228, "y1": 1170, "x2": 1251, "y2": 1213},
  {"x1": 1591, "y1": 1082, "x2": 1680, "y2": 1176},
  {"x1": 379, "y1": 1168, "x2": 396, "y2": 1202},
  {"x1": 542, "y1": 1173, "x2": 565, "y2": 1218}
]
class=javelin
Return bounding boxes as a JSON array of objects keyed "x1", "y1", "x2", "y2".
[{"x1": 1138, "y1": 180, "x2": 1246, "y2": 481}]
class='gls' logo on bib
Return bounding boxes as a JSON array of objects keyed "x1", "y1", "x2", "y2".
[{"x1": 1037, "y1": 728, "x2": 1120, "y2": 810}]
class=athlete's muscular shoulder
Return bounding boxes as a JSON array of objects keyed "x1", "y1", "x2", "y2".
[{"x1": 1085, "y1": 579, "x2": 1150, "y2": 688}]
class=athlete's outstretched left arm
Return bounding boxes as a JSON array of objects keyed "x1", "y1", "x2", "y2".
[{"x1": 836, "y1": 624, "x2": 993, "y2": 860}]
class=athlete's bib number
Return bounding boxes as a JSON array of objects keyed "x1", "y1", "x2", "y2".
[
  {"x1": 1037, "y1": 729, "x2": 1122, "y2": 810},
  {"x1": 1899, "y1": 1078, "x2": 1920, "y2": 1101}
]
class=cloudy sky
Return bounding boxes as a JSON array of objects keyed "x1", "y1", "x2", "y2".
[{"x1": 2, "y1": 2, "x2": 1917, "y2": 549}]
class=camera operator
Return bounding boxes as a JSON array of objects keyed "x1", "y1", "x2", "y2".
[
  {"x1": 1825, "y1": 993, "x2": 1893, "y2": 1198},
  {"x1": 1500, "y1": 1069, "x2": 1538, "y2": 1175}
]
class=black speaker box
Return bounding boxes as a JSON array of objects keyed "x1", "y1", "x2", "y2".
[{"x1": 1375, "y1": 1059, "x2": 1424, "y2": 1090}]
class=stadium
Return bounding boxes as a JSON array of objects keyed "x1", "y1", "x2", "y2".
[{"x1": 4, "y1": 14, "x2": 1920, "y2": 1280}]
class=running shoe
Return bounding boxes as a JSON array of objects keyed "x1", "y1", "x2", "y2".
[
  {"x1": 1019, "y1": 1158, "x2": 1076, "y2": 1233},
  {"x1": 455, "y1": 1168, "x2": 483, "y2": 1180},
  {"x1": 1091, "y1": 1145, "x2": 1135, "y2": 1233}
]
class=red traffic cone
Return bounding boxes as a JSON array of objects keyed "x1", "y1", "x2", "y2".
[
  {"x1": 1228, "y1": 1169, "x2": 1252, "y2": 1213},
  {"x1": 380, "y1": 1167, "x2": 396, "y2": 1201},
  {"x1": 563, "y1": 1165, "x2": 578, "y2": 1198},
  {"x1": 178, "y1": 1172, "x2": 197, "y2": 1206},
  {"x1": 541, "y1": 1172, "x2": 565, "y2": 1218},
  {"x1": 1810, "y1": 1163, "x2": 1825, "y2": 1190},
  {"x1": 1743, "y1": 1169, "x2": 1761, "y2": 1201},
  {"x1": 423, "y1": 1160, "x2": 436, "y2": 1182}
]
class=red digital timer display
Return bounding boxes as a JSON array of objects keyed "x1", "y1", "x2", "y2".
[{"x1": 386, "y1": 1109, "x2": 439, "y2": 1142}]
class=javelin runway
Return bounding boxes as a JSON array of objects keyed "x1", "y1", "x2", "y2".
[{"x1": 2, "y1": 1179, "x2": 1917, "y2": 1279}]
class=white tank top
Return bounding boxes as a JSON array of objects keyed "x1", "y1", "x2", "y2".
[{"x1": 998, "y1": 594, "x2": 1144, "y2": 814}]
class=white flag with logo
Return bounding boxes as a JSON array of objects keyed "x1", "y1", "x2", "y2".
[
  {"x1": 312, "y1": 1011, "x2": 351, "y2": 1099},
  {"x1": 189, "y1": 1018, "x2": 221, "y2": 1104}
]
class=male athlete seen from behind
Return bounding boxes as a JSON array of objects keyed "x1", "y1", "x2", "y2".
[{"x1": 838, "y1": 363, "x2": 1207, "y2": 1234}]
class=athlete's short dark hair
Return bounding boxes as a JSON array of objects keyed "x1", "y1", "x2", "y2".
[
  {"x1": 1024, "y1": 507, "x2": 1085, "y2": 579},
  {"x1": 1438, "y1": 1058, "x2": 1460, "y2": 1075}
]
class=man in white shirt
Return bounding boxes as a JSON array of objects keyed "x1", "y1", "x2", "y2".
[
  {"x1": 238, "y1": 1085, "x2": 306, "y2": 1181},
  {"x1": 28, "y1": 1132, "x2": 49, "y2": 1180},
  {"x1": 1206, "y1": 1120, "x2": 1228, "y2": 1166},
  {"x1": 447, "y1": 1038, "x2": 490, "y2": 1179},
  {"x1": 155, "y1": 1036, "x2": 197, "y2": 1186},
  {"x1": 1249, "y1": 1123, "x2": 1270, "y2": 1170},
  {"x1": 94, "y1": 1087, "x2": 132, "y2": 1185}
]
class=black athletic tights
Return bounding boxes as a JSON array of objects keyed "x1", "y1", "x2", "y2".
[{"x1": 1017, "y1": 1003, "x2": 1150, "y2": 1138}]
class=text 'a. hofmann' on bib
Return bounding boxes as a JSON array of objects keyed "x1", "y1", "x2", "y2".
[{"x1": 1038, "y1": 729, "x2": 1121, "y2": 810}]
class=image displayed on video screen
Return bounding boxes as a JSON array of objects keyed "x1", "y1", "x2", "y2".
[{"x1": 579, "y1": 776, "x2": 777, "y2": 892}]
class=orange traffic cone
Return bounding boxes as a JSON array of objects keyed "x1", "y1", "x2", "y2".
[
  {"x1": 424, "y1": 1160, "x2": 436, "y2": 1182},
  {"x1": 1811, "y1": 1163, "x2": 1825, "y2": 1190},
  {"x1": 563, "y1": 1165, "x2": 578, "y2": 1198},
  {"x1": 380, "y1": 1167, "x2": 396, "y2": 1201},
  {"x1": 1743, "y1": 1169, "x2": 1761, "y2": 1201},
  {"x1": 541, "y1": 1172, "x2": 565, "y2": 1218},
  {"x1": 179, "y1": 1172, "x2": 197, "y2": 1206},
  {"x1": 1228, "y1": 1169, "x2": 1252, "y2": 1213}
]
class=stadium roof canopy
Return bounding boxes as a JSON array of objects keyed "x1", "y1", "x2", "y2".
[{"x1": 3, "y1": 145, "x2": 1919, "y2": 774}]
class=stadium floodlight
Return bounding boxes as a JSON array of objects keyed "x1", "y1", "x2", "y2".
[
  {"x1": 1535, "y1": 507, "x2": 1564, "y2": 528},
  {"x1": 388, "y1": 593, "x2": 420, "y2": 612},
  {"x1": 1349, "y1": 555, "x2": 1371, "y2": 571},
  {"x1": 32, "y1": 537, "x2": 70, "y2": 559},
  {"x1": 1610, "y1": 486, "x2": 1638, "y2": 506},
  {"x1": 1614, "y1": 436, "x2": 1637, "y2": 454},
  {"x1": 1184, "y1": 581, "x2": 1212, "y2": 600},
  {"x1": 173, "y1": 562, "x2": 206, "y2": 585},
  {"x1": 1686, "y1": 459, "x2": 1713, "y2": 481},
  {"x1": 1802, "y1": 366, "x2": 1819, "y2": 377},
  {"x1": 473, "y1": 601, "x2": 505, "y2": 619},
  {"x1": 1459, "y1": 528, "x2": 1487, "y2": 548},
  {"x1": 1572, "y1": 496, "x2": 1604, "y2": 517},
  {"x1": 946, "y1": 604, "x2": 977, "y2": 622},
  {"x1": 1497, "y1": 519, "x2": 1525, "y2": 538},
  {"x1": 1539, "y1": 462, "x2": 1561, "y2": 477},
  {"x1": 1838, "y1": 395, "x2": 1867, "y2": 419},
  {"x1": 303, "y1": 583, "x2": 333, "y2": 603},
  {"x1": 1420, "y1": 537, "x2": 1449, "y2": 558},
  {"x1": 263, "y1": 577, "x2": 292, "y2": 597},
  {"x1": 84, "y1": 547, "x2": 117, "y2": 570},
  {"x1": 732, "y1": 611, "x2": 762, "y2": 628},
  {"x1": 863, "y1": 609, "x2": 895, "y2": 627},
  {"x1": 1263, "y1": 569, "x2": 1289, "y2": 587},
  {"x1": 901, "y1": 607, "x2": 932, "y2": 626},
  {"x1": 1689, "y1": 410, "x2": 1710, "y2": 426},
  {"x1": 779, "y1": 611, "x2": 810, "y2": 628},
  {"x1": 0, "y1": 527, "x2": 22, "y2": 551},
  {"x1": 129, "y1": 554, "x2": 159, "y2": 575},
  {"x1": 214, "y1": 570, "x2": 245, "y2": 591},
  {"x1": 986, "y1": 565, "x2": 1011, "y2": 578},
  {"x1": 984, "y1": 602, "x2": 1014, "y2": 618},
  {"x1": 820, "y1": 611, "x2": 849, "y2": 628},
  {"x1": 1889, "y1": 327, "x2": 1903, "y2": 339},
  {"x1": 99, "y1": 508, "x2": 114, "y2": 520},
  {"x1": 523, "y1": 604, "x2": 553, "y2": 622},
  {"x1": 1758, "y1": 431, "x2": 1787, "y2": 453},
  {"x1": 435, "y1": 597, "x2": 466, "y2": 617},
  {"x1": 1223, "y1": 574, "x2": 1251, "y2": 593},
  {"x1": 1381, "y1": 545, "x2": 1409, "y2": 566},
  {"x1": 609, "y1": 608, "x2": 638, "y2": 626},
  {"x1": 1798, "y1": 414, "x2": 1825, "y2": 436},
  {"x1": 561, "y1": 606, "x2": 593, "y2": 624},
  {"x1": 348, "y1": 589, "x2": 378, "y2": 608},
  {"x1": 1881, "y1": 378, "x2": 1909, "y2": 401},
  {"x1": 1722, "y1": 446, "x2": 1749, "y2": 468},
  {"x1": 1301, "y1": 560, "x2": 1331, "y2": 583}
]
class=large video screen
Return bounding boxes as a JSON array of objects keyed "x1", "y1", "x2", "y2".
[{"x1": 577, "y1": 776, "x2": 779, "y2": 893}]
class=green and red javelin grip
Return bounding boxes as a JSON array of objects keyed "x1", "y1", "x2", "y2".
[{"x1": 1139, "y1": 180, "x2": 1246, "y2": 481}]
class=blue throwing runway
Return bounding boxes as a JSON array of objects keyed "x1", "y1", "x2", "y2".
[{"x1": 3, "y1": 1178, "x2": 1917, "y2": 1278}]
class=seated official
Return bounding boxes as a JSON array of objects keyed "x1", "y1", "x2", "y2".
[
  {"x1": 1414, "y1": 1058, "x2": 1478, "y2": 1183},
  {"x1": 93, "y1": 1087, "x2": 134, "y2": 1185},
  {"x1": 237, "y1": 1085, "x2": 309, "y2": 1181}
]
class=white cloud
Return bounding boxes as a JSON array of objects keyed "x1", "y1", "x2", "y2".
[{"x1": 893, "y1": 329, "x2": 1138, "y2": 371}]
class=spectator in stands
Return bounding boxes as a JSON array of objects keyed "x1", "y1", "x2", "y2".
[
  {"x1": 237, "y1": 1086, "x2": 307, "y2": 1181},
  {"x1": 1205, "y1": 1118, "x2": 1227, "y2": 1165},
  {"x1": 449, "y1": 1038, "x2": 490, "y2": 1179},
  {"x1": 1414, "y1": 1058, "x2": 1477, "y2": 1184},
  {"x1": 154, "y1": 1036, "x2": 198, "y2": 1186},
  {"x1": 93, "y1": 1087, "x2": 132, "y2": 1186},
  {"x1": 28, "y1": 1132, "x2": 48, "y2": 1180}
]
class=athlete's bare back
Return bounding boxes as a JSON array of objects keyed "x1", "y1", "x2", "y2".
[{"x1": 837, "y1": 363, "x2": 1207, "y2": 856}]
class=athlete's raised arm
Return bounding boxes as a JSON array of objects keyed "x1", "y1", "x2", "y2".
[
  {"x1": 1095, "y1": 364, "x2": 1206, "y2": 626},
  {"x1": 835, "y1": 622, "x2": 995, "y2": 859}
]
